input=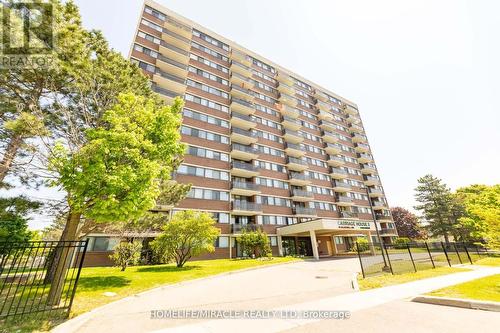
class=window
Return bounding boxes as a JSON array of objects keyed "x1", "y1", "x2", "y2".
[
  {"x1": 185, "y1": 94, "x2": 229, "y2": 113},
  {"x1": 186, "y1": 79, "x2": 229, "y2": 99},
  {"x1": 254, "y1": 144, "x2": 285, "y2": 158},
  {"x1": 254, "y1": 129, "x2": 283, "y2": 143},
  {"x1": 187, "y1": 187, "x2": 229, "y2": 201},
  {"x1": 189, "y1": 53, "x2": 229, "y2": 73},
  {"x1": 192, "y1": 42, "x2": 228, "y2": 62},
  {"x1": 255, "y1": 177, "x2": 289, "y2": 189},
  {"x1": 140, "y1": 19, "x2": 162, "y2": 32},
  {"x1": 252, "y1": 57, "x2": 275, "y2": 73},
  {"x1": 187, "y1": 146, "x2": 229, "y2": 162},
  {"x1": 92, "y1": 237, "x2": 119, "y2": 252},
  {"x1": 254, "y1": 160, "x2": 287, "y2": 173},
  {"x1": 181, "y1": 126, "x2": 229, "y2": 144},
  {"x1": 334, "y1": 237, "x2": 344, "y2": 244},
  {"x1": 188, "y1": 66, "x2": 228, "y2": 85},
  {"x1": 310, "y1": 201, "x2": 337, "y2": 211},
  {"x1": 217, "y1": 236, "x2": 229, "y2": 248},
  {"x1": 258, "y1": 215, "x2": 297, "y2": 225},
  {"x1": 144, "y1": 6, "x2": 166, "y2": 20},
  {"x1": 183, "y1": 109, "x2": 229, "y2": 128},
  {"x1": 256, "y1": 196, "x2": 291, "y2": 207},
  {"x1": 253, "y1": 116, "x2": 282, "y2": 130},
  {"x1": 193, "y1": 29, "x2": 230, "y2": 51},
  {"x1": 134, "y1": 60, "x2": 156, "y2": 73},
  {"x1": 269, "y1": 236, "x2": 278, "y2": 247},
  {"x1": 137, "y1": 31, "x2": 161, "y2": 44},
  {"x1": 255, "y1": 104, "x2": 279, "y2": 117},
  {"x1": 177, "y1": 165, "x2": 229, "y2": 181}
]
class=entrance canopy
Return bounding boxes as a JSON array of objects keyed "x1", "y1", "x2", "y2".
[{"x1": 277, "y1": 218, "x2": 376, "y2": 237}]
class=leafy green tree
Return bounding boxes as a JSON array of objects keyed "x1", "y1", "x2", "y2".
[
  {"x1": 391, "y1": 207, "x2": 426, "y2": 239},
  {"x1": 0, "y1": 196, "x2": 41, "y2": 244},
  {"x1": 456, "y1": 184, "x2": 500, "y2": 249},
  {"x1": 239, "y1": 229, "x2": 271, "y2": 258},
  {"x1": 110, "y1": 241, "x2": 142, "y2": 271},
  {"x1": 151, "y1": 211, "x2": 220, "y2": 267},
  {"x1": 414, "y1": 175, "x2": 460, "y2": 243}
]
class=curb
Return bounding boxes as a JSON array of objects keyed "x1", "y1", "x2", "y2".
[
  {"x1": 51, "y1": 258, "x2": 301, "y2": 333},
  {"x1": 411, "y1": 295, "x2": 500, "y2": 312}
]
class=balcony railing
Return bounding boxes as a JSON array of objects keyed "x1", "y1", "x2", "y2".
[
  {"x1": 160, "y1": 41, "x2": 189, "y2": 56},
  {"x1": 331, "y1": 168, "x2": 347, "y2": 176},
  {"x1": 293, "y1": 207, "x2": 317, "y2": 216},
  {"x1": 152, "y1": 84, "x2": 178, "y2": 98},
  {"x1": 289, "y1": 172, "x2": 310, "y2": 181},
  {"x1": 232, "y1": 97, "x2": 254, "y2": 108},
  {"x1": 156, "y1": 69, "x2": 185, "y2": 84},
  {"x1": 231, "y1": 223, "x2": 262, "y2": 233},
  {"x1": 231, "y1": 160, "x2": 258, "y2": 172},
  {"x1": 285, "y1": 143, "x2": 302, "y2": 151},
  {"x1": 371, "y1": 200, "x2": 387, "y2": 207},
  {"x1": 340, "y1": 211, "x2": 358, "y2": 218},
  {"x1": 292, "y1": 189, "x2": 314, "y2": 198},
  {"x1": 232, "y1": 112, "x2": 254, "y2": 122},
  {"x1": 231, "y1": 127, "x2": 256, "y2": 138},
  {"x1": 287, "y1": 157, "x2": 307, "y2": 166},
  {"x1": 158, "y1": 53, "x2": 188, "y2": 70},
  {"x1": 380, "y1": 228, "x2": 397, "y2": 235},
  {"x1": 232, "y1": 181, "x2": 260, "y2": 191},
  {"x1": 375, "y1": 213, "x2": 392, "y2": 220},
  {"x1": 334, "y1": 180, "x2": 351, "y2": 189},
  {"x1": 231, "y1": 144, "x2": 258, "y2": 155},
  {"x1": 369, "y1": 189, "x2": 384, "y2": 196},
  {"x1": 232, "y1": 201, "x2": 262, "y2": 212},
  {"x1": 336, "y1": 196, "x2": 353, "y2": 204}
]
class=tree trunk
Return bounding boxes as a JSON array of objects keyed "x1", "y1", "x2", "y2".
[
  {"x1": 444, "y1": 233, "x2": 449, "y2": 244},
  {"x1": 0, "y1": 133, "x2": 23, "y2": 185},
  {"x1": 46, "y1": 211, "x2": 81, "y2": 305}
]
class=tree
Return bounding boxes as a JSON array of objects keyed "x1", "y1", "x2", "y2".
[
  {"x1": 456, "y1": 184, "x2": 500, "y2": 249},
  {"x1": 150, "y1": 211, "x2": 220, "y2": 267},
  {"x1": 391, "y1": 207, "x2": 426, "y2": 239},
  {"x1": 110, "y1": 241, "x2": 142, "y2": 271},
  {"x1": 0, "y1": 196, "x2": 41, "y2": 245},
  {"x1": 414, "y1": 175, "x2": 460, "y2": 243},
  {"x1": 238, "y1": 229, "x2": 271, "y2": 258}
]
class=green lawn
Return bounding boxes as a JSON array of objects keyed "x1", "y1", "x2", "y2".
[
  {"x1": 475, "y1": 256, "x2": 500, "y2": 267},
  {"x1": 1, "y1": 257, "x2": 299, "y2": 332},
  {"x1": 427, "y1": 274, "x2": 500, "y2": 302},
  {"x1": 358, "y1": 267, "x2": 470, "y2": 290}
]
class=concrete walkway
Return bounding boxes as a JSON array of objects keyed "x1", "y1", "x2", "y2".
[
  {"x1": 155, "y1": 265, "x2": 500, "y2": 333},
  {"x1": 54, "y1": 258, "x2": 361, "y2": 333}
]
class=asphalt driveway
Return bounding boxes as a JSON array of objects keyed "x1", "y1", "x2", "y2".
[{"x1": 56, "y1": 257, "x2": 360, "y2": 333}]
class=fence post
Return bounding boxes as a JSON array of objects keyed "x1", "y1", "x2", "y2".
[
  {"x1": 383, "y1": 244, "x2": 394, "y2": 275},
  {"x1": 356, "y1": 242, "x2": 365, "y2": 278},
  {"x1": 425, "y1": 242, "x2": 435, "y2": 268},
  {"x1": 462, "y1": 243, "x2": 473, "y2": 264},
  {"x1": 441, "y1": 242, "x2": 451, "y2": 267},
  {"x1": 407, "y1": 243, "x2": 417, "y2": 273},
  {"x1": 68, "y1": 240, "x2": 88, "y2": 315},
  {"x1": 453, "y1": 243, "x2": 463, "y2": 264}
]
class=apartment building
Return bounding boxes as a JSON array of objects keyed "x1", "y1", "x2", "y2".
[{"x1": 83, "y1": 0, "x2": 397, "y2": 264}]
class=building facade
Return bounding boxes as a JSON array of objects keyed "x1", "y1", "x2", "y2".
[{"x1": 83, "y1": 0, "x2": 397, "y2": 265}]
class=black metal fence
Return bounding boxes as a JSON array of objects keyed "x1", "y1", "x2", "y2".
[
  {"x1": 0, "y1": 240, "x2": 88, "y2": 321},
  {"x1": 356, "y1": 241, "x2": 488, "y2": 278}
]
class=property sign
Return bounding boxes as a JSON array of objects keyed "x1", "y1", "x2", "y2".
[{"x1": 336, "y1": 220, "x2": 372, "y2": 230}]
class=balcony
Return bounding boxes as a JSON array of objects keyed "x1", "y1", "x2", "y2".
[
  {"x1": 314, "y1": 90, "x2": 329, "y2": 103},
  {"x1": 286, "y1": 157, "x2": 308, "y2": 172},
  {"x1": 352, "y1": 133, "x2": 367, "y2": 143},
  {"x1": 231, "y1": 49, "x2": 252, "y2": 66},
  {"x1": 231, "y1": 112, "x2": 256, "y2": 130},
  {"x1": 232, "y1": 201, "x2": 262, "y2": 216},
  {"x1": 322, "y1": 131, "x2": 340, "y2": 144},
  {"x1": 230, "y1": 98, "x2": 255, "y2": 116},
  {"x1": 153, "y1": 70, "x2": 186, "y2": 95},
  {"x1": 231, "y1": 160, "x2": 259, "y2": 177},
  {"x1": 327, "y1": 155, "x2": 345, "y2": 167},
  {"x1": 157, "y1": 53, "x2": 188, "y2": 77},
  {"x1": 324, "y1": 142, "x2": 342, "y2": 155},
  {"x1": 231, "y1": 223, "x2": 263, "y2": 233},
  {"x1": 318, "y1": 110, "x2": 333, "y2": 121},
  {"x1": 277, "y1": 81, "x2": 295, "y2": 95},
  {"x1": 162, "y1": 29, "x2": 191, "y2": 52},
  {"x1": 289, "y1": 172, "x2": 312, "y2": 186},
  {"x1": 344, "y1": 105, "x2": 359, "y2": 116},
  {"x1": 355, "y1": 143, "x2": 370, "y2": 153},
  {"x1": 230, "y1": 72, "x2": 251, "y2": 86},
  {"x1": 231, "y1": 84, "x2": 254, "y2": 101},
  {"x1": 285, "y1": 143, "x2": 305, "y2": 158},
  {"x1": 357, "y1": 153, "x2": 373, "y2": 164},
  {"x1": 349, "y1": 124, "x2": 364, "y2": 134},
  {"x1": 371, "y1": 200, "x2": 387, "y2": 210},
  {"x1": 380, "y1": 228, "x2": 398, "y2": 236},
  {"x1": 291, "y1": 189, "x2": 314, "y2": 202},
  {"x1": 279, "y1": 93, "x2": 296, "y2": 107},
  {"x1": 231, "y1": 144, "x2": 259, "y2": 162},
  {"x1": 347, "y1": 115, "x2": 361, "y2": 124},
  {"x1": 231, "y1": 127, "x2": 257, "y2": 145},
  {"x1": 333, "y1": 180, "x2": 351, "y2": 192},
  {"x1": 369, "y1": 188, "x2": 384, "y2": 197},
  {"x1": 375, "y1": 213, "x2": 392, "y2": 221},
  {"x1": 361, "y1": 164, "x2": 377, "y2": 174},
  {"x1": 336, "y1": 196, "x2": 354, "y2": 206},
  {"x1": 282, "y1": 116, "x2": 301, "y2": 131},
  {"x1": 152, "y1": 83, "x2": 178, "y2": 104},
  {"x1": 316, "y1": 100, "x2": 331, "y2": 113},
  {"x1": 231, "y1": 181, "x2": 261, "y2": 196},
  {"x1": 278, "y1": 104, "x2": 300, "y2": 119},
  {"x1": 293, "y1": 206, "x2": 317, "y2": 217},
  {"x1": 276, "y1": 72, "x2": 294, "y2": 86},
  {"x1": 164, "y1": 16, "x2": 192, "y2": 39},
  {"x1": 330, "y1": 167, "x2": 348, "y2": 179},
  {"x1": 230, "y1": 61, "x2": 252, "y2": 76},
  {"x1": 159, "y1": 41, "x2": 190, "y2": 65},
  {"x1": 340, "y1": 211, "x2": 358, "y2": 219},
  {"x1": 364, "y1": 176, "x2": 380, "y2": 186},
  {"x1": 283, "y1": 129, "x2": 304, "y2": 144},
  {"x1": 318, "y1": 120, "x2": 337, "y2": 132}
]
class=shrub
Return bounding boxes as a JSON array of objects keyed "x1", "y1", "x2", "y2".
[
  {"x1": 110, "y1": 241, "x2": 142, "y2": 271},
  {"x1": 239, "y1": 229, "x2": 271, "y2": 258},
  {"x1": 394, "y1": 237, "x2": 411, "y2": 248},
  {"x1": 355, "y1": 237, "x2": 370, "y2": 252}
]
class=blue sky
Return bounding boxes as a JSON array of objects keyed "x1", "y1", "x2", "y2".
[{"x1": 8, "y1": 0, "x2": 500, "y2": 229}]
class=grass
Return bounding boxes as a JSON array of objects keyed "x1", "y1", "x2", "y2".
[
  {"x1": 475, "y1": 256, "x2": 500, "y2": 267},
  {"x1": 357, "y1": 266, "x2": 470, "y2": 290},
  {"x1": 0, "y1": 257, "x2": 300, "y2": 332},
  {"x1": 427, "y1": 274, "x2": 500, "y2": 302}
]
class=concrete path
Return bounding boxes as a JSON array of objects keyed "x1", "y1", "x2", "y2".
[
  {"x1": 155, "y1": 265, "x2": 500, "y2": 333},
  {"x1": 54, "y1": 258, "x2": 361, "y2": 333}
]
